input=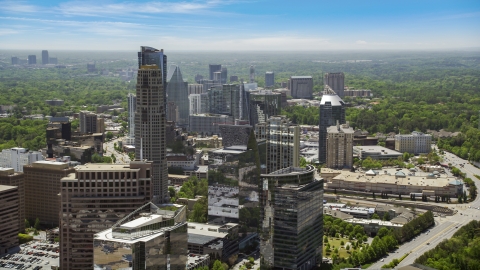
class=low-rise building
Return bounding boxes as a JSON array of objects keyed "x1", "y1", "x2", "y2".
[
  {"x1": 395, "y1": 131, "x2": 432, "y2": 155},
  {"x1": 353, "y1": 145, "x2": 402, "y2": 160}
]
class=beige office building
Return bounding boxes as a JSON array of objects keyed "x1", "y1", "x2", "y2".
[
  {"x1": 0, "y1": 168, "x2": 25, "y2": 232},
  {"x1": 395, "y1": 131, "x2": 432, "y2": 155},
  {"x1": 255, "y1": 115, "x2": 300, "y2": 173},
  {"x1": 0, "y1": 185, "x2": 19, "y2": 255},
  {"x1": 24, "y1": 161, "x2": 74, "y2": 227},
  {"x1": 60, "y1": 161, "x2": 152, "y2": 270},
  {"x1": 326, "y1": 122, "x2": 354, "y2": 169}
]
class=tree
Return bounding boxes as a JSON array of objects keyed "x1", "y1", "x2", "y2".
[
  {"x1": 372, "y1": 213, "x2": 381, "y2": 219},
  {"x1": 212, "y1": 260, "x2": 224, "y2": 270},
  {"x1": 403, "y1": 152, "x2": 410, "y2": 162},
  {"x1": 383, "y1": 212, "x2": 391, "y2": 221},
  {"x1": 168, "y1": 187, "x2": 176, "y2": 202},
  {"x1": 105, "y1": 131, "x2": 114, "y2": 141},
  {"x1": 34, "y1": 218, "x2": 40, "y2": 230},
  {"x1": 190, "y1": 197, "x2": 207, "y2": 223},
  {"x1": 25, "y1": 219, "x2": 30, "y2": 229},
  {"x1": 299, "y1": 156, "x2": 307, "y2": 168}
]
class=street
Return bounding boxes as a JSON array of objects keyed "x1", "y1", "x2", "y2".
[
  {"x1": 368, "y1": 148, "x2": 480, "y2": 269},
  {"x1": 103, "y1": 137, "x2": 130, "y2": 164}
]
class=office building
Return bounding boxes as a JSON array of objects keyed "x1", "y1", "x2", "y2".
[
  {"x1": 94, "y1": 203, "x2": 187, "y2": 270},
  {"x1": 189, "y1": 114, "x2": 234, "y2": 136},
  {"x1": 260, "y1": 166, "x2": 323, "y2": 270},
  {"x1": 326, "y1": 122, "x2": 354, "y2": 169},
  {"x1": 42, "y1": 50, "x2": 49, "y2": 65},
  {"x1": 213, "y1": 71, "x2": 222, "y2": 83},
  {"x1": 319, "y1": 94, "x2": 346, "y2": 164},
  {"x1": 223, "y1": 84, "x2": 241, "y2": 120},
  {"x1": 344, "y1": 89, "x2": 371, "y2": 97},
  {"x1": 24, "y1": 161, "x2": 74, "y2": 227},
  {"x1": 27, "y1": 55, "x2": 36, "y2": 65},
  {"x1": 11, "y1": 56, "x2": 18, "y2": 65},
  {"x1": 0, "y1": 168, "x2": 25, "y2": 232},
  {"x1": 188, "y1": 222, "x2": 239, "y2": 263},
  {"x1": 290, "y1": 76, "x2": 313, "y2": 99},
  {"x1": 249, "y1": 65, "x2": 255, "y2": 83},
  {"x1": 324, "y1": 72, "x2": 345, "y2": 98},
  {"x1": 353, "y1": 146, "x2": 402, "y2": 160},
  {"x1": 79, "y1": 111, "x2": 99, "y2": 134},
  {"x1": 248, "y1": 90, "x2": 281, "y2": 127},
  {"x1": 395, "y1": 131, "x2": 432, "y2": 155},
  {"x1": 0, "y1": 185, "x2": 19, "y2": 255},
  {"x1": 136, "y1": 46, "x2": 168, "y2": 203},
  {"x1": 209, "y1": 64, "x2": 222, "y2": 80},
  {"x1": 188, "y1": 84, "x2": 204, "y2": 95},
  {"x1": 0, "y1": 147, "x2": 44, "y2": 172},
  {"x1": 127, "y1": 93, "x2": 136, "y2": 138},
  {"x1": 265, "y1": 71, "x2": 275, "y2": 88},
  {"x1": 49, "y1": 57, "x2": 58, "y2": 64},
  {"x1": 166, "y1": 65, "x2": 189, "y2": 126},
  {"x1": 167, "y1": 101, "x2": 179, "y2": 122},
  {"x1": 230, "y1": 75, "x2": 238, "y2": 82},
  {"x1": 219, "y1": 125, "x2": 253, "y2": 147},
  {"x1": 189, "y1": 93, "x2": 209, "y2": 115},
  {"x1": 221, "y1": 67, "x2": 228, "y2": 84},
  {"x1": 255, "y1": 116, "x2": 300, "y2": 173},
  {"x1": 60, "y1": 161, "x2": 152, "y2": 270},
  {"x1": 45, "y1": 99, "x2": 64, "y2": 106}
]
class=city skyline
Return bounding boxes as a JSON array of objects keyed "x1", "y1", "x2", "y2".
[{"x1": 0, "y1": 0, "x2": 479, "y2": 51}]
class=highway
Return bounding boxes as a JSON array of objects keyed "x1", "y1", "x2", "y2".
[{"x1": 368, "y1": 148, "x2": 480, "y2": 269}]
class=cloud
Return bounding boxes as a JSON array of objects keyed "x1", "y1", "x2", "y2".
[
  {"x1": 356, "y1": 40, "x2": 367, "y2": 45},
  {"x1": 0, "y1": 1, "x2": 38, "y2": 13},
  {"x1": 0, "y1": 29, "x2": 18, "y2": 35}
]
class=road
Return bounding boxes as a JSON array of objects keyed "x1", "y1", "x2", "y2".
[
  {"x1": 104, "y1": 137, "x2": 130, "y2": 164},
  {"x1": 368, "y1": 148, "x2": 480, "y2": 269}
]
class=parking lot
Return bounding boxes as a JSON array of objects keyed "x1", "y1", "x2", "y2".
[{"x1": 0, "y1": 241, "x2": 59, "y2": 269}]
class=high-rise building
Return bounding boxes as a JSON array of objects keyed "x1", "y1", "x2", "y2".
[
  {"x1": 327, "y1": 122, "x2": 354, "y2": 169},
  {"x1": 0, "y1": 168, "x2": 25, "y2": 233},
  {"x1": 213, "y1": 71, "x2": 222, "y2": 83},
  {"x1": 188, "y1": 84, "x2": 204, "y2": 95},
  {"x1": 290, "y1": 76, "x2": 313, "y2": 99},
  {"x1": 319, "y1": 94, "x2": 346, "y2": 164},
  {"x1": 265, "y1": 71, "x2": 275, "y2": 88},
  {"x1": 0, "y1": 147, "x2": 44, "y2": 172},
  {"x1": 127, "y1": 93, "x2": 136, "y2": 138},
  {"x1": 195, "y1": 74, "x2": 204, "y2": 83},
  {"x1": 230, "y1": 75, "x2": 238, "y2": 82},
  {"x1": 79, "y1": 111, "x2": 98, "y2": 134},
  {"x1": 166, "y1": 65, "x2": 189, "y2": 126},
  {"x1": 209, "y1": 64, "x2": 222, "y2": 80},
  {"x1": 248, "y1": 90, "x2": 281, "y2": 127},
  {"x1": 221, "y1": 67, "x2": 228, "y2": 84},
  {"x1": 259, "y1": 165, "x2": 323, "y2": 270},
  {"x1": 94, "y1": 203, "x2": 188, "y2": 270},
  {"x1": 249, "y1": 65, "x2": 255, "y2": 83},
  {"x1": 49, "y1": 57, "x2": 58, "y2": 64},
  {"x1": 207, "y1": 85, "x2": 225, "y2": 114},
  {"x1": 41, "y1": 50, "x2": 49, "y2": 65},
  {"x1": 255, "y1": 116, "x2": 300, "y2": 173},
  {"x1": 11, "y1": 56, "x2": 18, "y2": 65},
  {"x1": 167, "y1": 101, "x2": 179, "y2": 122},
  {"x1": 189, "y1": 114, "x2": 234, "y2": 136},
  {"x1": 0, "y1": 185, "x2": 19, "y2": 255},
  {"x1": 324, "y1": 72, "x2": 345, "y2": 98},
  {"x1": 189, "y1": 93, "x2": 209, "y2": 115},
  {"x1": 59, "y1": 162, "x2": 152, "y2": 270},
  {"x1": 27, "y1": 55, "x2": 36, "y2": 65},
  {"x1": 395, "y1": 131, "x2": 432, "y2": 155},
  {"x1": 24, "y1": 161, "x2": 74, "y2": 227},
  {"x1": 135, "y1": 46, "x2": 168, "y2": 203},
  {"x1": 223, "y1": 84, "x2": 241, "y2": 120}
]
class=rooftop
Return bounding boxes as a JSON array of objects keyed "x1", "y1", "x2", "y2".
[
  {"x1": 0, "y1": 185, "x2": 17, "y2": 192},
  {"x1": 320, "y1": 94, "x2": 345, "y2": 106},
  {"x1": 291, "y1": 76, "x2": 312, "y2": 79}
]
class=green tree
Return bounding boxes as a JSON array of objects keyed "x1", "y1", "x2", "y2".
[
  {"x1": 212, "y1": 260, "x2": 223, "y2": 270},
  {"x1": 168, "y1": 187, "x2": 176, "y2": 202},
  {"x1": 190, "y1": 197, "x2": 207, "y2": 223},
  {"x1": 105, "y1": 131, "x2": 114, "y2": 141},
  {"x1": 34, "y1": 218, "x2": 40, "y2": 230},
  {"x1": 299, "y1": 156, "x2": 307, "y2": 168},
  {"x1": 25, "y1": 219, "x2": 30, "y2": 229},
  {"x1": 383, "y1": 212, "x2": 391, "y2": 221},
  {"x1": 371, "y1": 213, "x2": 380, "y2": 219}
]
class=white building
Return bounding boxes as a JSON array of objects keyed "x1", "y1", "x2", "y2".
[
  {"x1": 0, "y1": 147, "x2": 44, "y2": 172},
  {"x1": 395, "y1": 131, "x2": 432, "y2": 155}
]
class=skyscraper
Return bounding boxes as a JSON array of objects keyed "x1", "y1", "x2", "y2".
[
  {"x1": 265, "y1": 71, "x2": 275, "y2": 88},
  {"x1": 327, "y1": 122, "x2": 354, "y2": 169},
  {"x1": 11, "y1": 56, "x2": 18, "y2": 65},
  {"x1": 166, "y1": 65, "x2": 189, "y2": 126},
  {"x1": 135, "y1": 46, "x2": 168, "y2": 203},
  {"x1": 248, "y1": 90, "x2": 281, "y2": 127},
  {"x1": 209, "y1": 64, "x2": 222, "y2": 80},
  {"x1": 290, "y1": 76, "x2": 313, "y2": 99},
  {"x1": 324, "y1": 72, "x2": 345, "y2": 98},
  {"x1": 319, "y1": 94, "x2": 346, "y2": 164},
  {"x1": 221, "y1": 67, "x2": 228, "y2": 84},
  {"x1": 259, "y1": 165, "x2": 323, "y2": 269},
  {"x1": 255, "y1": 116, "x2": 300, "y2": 173},
  {"x1": 41, "y1": 50, "x2": 49, "y2": 65},
  {"x1": 249, "y1": 65, "x2": 255, "y2": 83},
  {"x1": 27, "y1": 55, "x2": 36, "y2": 65},
  {"x1": 124, "y1": 93, "x2": 136, "y2": 146}
]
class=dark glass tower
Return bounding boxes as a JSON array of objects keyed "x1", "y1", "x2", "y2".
[
  {"x1": 319, "y1": 94, "x2": 345, "y2": 164},
  {"x1": 248, "y1": 90, "x2": 281, "y2": 127},
  {"x1": 209, "y1": 64, "x2": 221, "y2": 80},
  {"x1": 135, "y1": 46, "x2": 168, "y2": 203},
  {"x1": 41, "y1": 50, "x2": 49, "y2": 65},
  {"x1": 259, "y1": 165, "x2": 323, "y2": 270},
  {"x1": 166, "y1": 65, "x2": 189, "y2": 126}
]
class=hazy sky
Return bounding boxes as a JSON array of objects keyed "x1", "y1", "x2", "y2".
[{"x1": 1, "y1": 0, "x2": 479, "y2": 51}]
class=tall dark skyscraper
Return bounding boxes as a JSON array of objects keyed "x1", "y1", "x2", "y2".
[
  {"x1": 249, "y1": 65, "x2": 255, "y2": 83},
  {"x1": 319, "y1": 94, "x2": 345, "y2": 163},
  {"x1": 135, "y1": 46, "x2": 168, "y2": 203},
  {"x1": 27, "y1": 55, "x2": 36, "y2": 65},
  {"x1": 209, "y1": 64, "x2": 221, "y2": 80},
  {"x1": 265, "y1": 71, "x2": 275, "y2": 88},
  {"x1": 166, "y1": 65, "x2": 189, "y2": 126},
  {"x1": 41, "y1": 50, "x2": 49, "y2": 65},
  {"x1": 324, "y1": 72, "x2": 345, "y2": 98},
  {"x1": 221, "y1": 67, "x2": 228, "y2": 84}
]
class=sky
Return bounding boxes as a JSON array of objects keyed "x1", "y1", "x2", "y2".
[{"x1": 0, "y1": 0, "x2": 479, "y2": 51}]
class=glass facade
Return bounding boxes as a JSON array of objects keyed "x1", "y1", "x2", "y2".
[
  {"x1": 319, "y1": 95, "x2": 345, "y2": 164},
  {"x1": 259, "y1": 166, "x2": 323, "y2": 270}
]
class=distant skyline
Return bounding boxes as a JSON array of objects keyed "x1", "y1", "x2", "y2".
[{"x1": 0, "y1": 0, "x2": 479, "y2": 51}]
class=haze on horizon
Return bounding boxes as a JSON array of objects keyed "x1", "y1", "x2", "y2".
[{"x1": 0, "y1": 0, "x2": 479, "y2": 51}]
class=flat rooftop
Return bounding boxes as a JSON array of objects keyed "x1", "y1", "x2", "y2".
[
  {"x1": 120, "y1": 214, "x2": 163, "y2": 229},
  {"x1": 75, "y1": 164, "x2": 138, "y2": 172},
  {"x1": 354, "y1": 145, "x2": 402, "y2": 155},
  {"x1": 0, "y1": 185, "x2": 17, "y2": 192}
]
